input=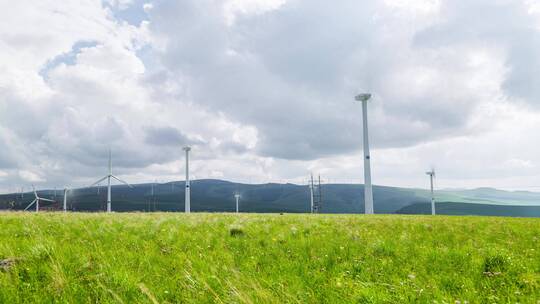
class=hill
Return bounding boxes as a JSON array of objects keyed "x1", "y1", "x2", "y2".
[
  {"x1": 0, "y1": 213, "x2": 538, "y2": 303},
  {"x1": 397, "y1": 202, "x2": 540, "y2": 217},
  {"x1": 1, "y1": 180, "x2": 539, "y2": 216}
]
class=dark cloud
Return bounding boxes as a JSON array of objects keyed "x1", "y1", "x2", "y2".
[
  {"x1": 503, "y1": 32, "x2": 540, "y2": 105},
  {"x1": 144, "y1": 126, "x2": 193, "y2": 146},
  {"x1": 148, "y1": 0, "x2": 503, "y2": 160},
  {"x1": 413, "y1": 0, "x2": 540, "y2": 107}
]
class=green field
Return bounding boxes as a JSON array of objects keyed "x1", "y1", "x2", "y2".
[{"x1": 0, "y1": 213, "x2": 539, "y2": 303}]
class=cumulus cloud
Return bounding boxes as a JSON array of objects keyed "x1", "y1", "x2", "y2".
[
  {"x1": 146, "y1": 0, "x2": 519, "y2": 161},
  {"x1": 144, "y1": 126, "x2": 196, "y2": 146},
  {"x1": 1, "y1": 0, "x2": 540, "y2": 192}
]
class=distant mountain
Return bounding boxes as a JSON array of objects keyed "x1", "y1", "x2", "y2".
[
  {"x1": 427, "y1": 187, "x2": 540, "y2": 206},
  {"x1": 397, "y1": 202, "x2": 540, "y2": 217},
  {"x1": 1, "y1": 179, "x2": 539, "y2": 217}
]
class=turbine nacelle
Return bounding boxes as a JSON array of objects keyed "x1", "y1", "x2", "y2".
[{"x1": 355, "y1": 93, "x2": 372, "y2": 102}]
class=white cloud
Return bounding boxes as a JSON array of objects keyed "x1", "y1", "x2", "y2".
[
  {"x1": 224, "y1": 0, "x2": 286, "y2": 25},
  {"x1": 104, "y1": 0, "x2": 134, "y2": 10},
  {"x1": 384, "y1": 0, "x2": 441, "y2": 14},
  {"x1": 18, "y1": 170, "x2": 45, "y2": 183},
  {"x1": 143, "y1": 2, "x2": 153, "y2": 12},
  {"x1": 1, "y1": 0, "x2": 540, "y2": 192}
]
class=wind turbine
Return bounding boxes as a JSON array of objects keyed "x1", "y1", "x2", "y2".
[
  {"x1": 426, "y1": 169, "x2": 436, "y2": 215},
  {"x1": 234, "y1": 193, "x2": 240, "y2": 213},
  {"x1": 150, "y1": 181, "x2": 155, "y2": 212},
  {"x1": 24, "y1": 186, "x2": 55, "y2": 212},
  {"x1": 355, "y1": 93, "x2": 374, "y2": 214},
  {"x1": 146, "y1": 180, "x2": 158, "y2": 212},
  {"x1": 91, "y1": 150, "x2": 133, "y2": 213},
  {"x1": 183, "y1": 146, "x2": 191, "y2": 213},
  {"x1": 309, "y1": 173, "x2": 315, "y2": 213},
  {"x1": 63, "y1": 188, "x2": 70, "y2": 212}
]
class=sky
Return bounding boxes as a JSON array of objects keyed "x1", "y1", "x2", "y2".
[{"x1": 1, "y1": 0, "x2": 540, "y2": 192}]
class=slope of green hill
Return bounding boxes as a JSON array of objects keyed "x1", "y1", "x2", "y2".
[{"x1": 0, "y1": 213, "x2": 539, "y2": 303}]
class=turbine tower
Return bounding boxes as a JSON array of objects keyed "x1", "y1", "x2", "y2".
[
  {"x1": 183, "y1": 146, "x2": 191, "y2": 213},
  {"x1": 91, "y1": 150, "x2": 133, "y2": 213},
  {"x1": 234, "y1": 193, "x2": 240, "y2": 213},
  {"x1": 426, "y1": 169, "x2": 436, "y2": 215},
  {"x1": 309, "y1": 173, "x2": 314, "y2": 213},
  {"x1": 355, "y1": 93, "x2": 374, "y2": 214},
  {"x1": 24, "y1": 186, "x2": 55, "y2": 212},
  {"x1": 63, "y1": 188, "x2": 70, "y2": 212}
]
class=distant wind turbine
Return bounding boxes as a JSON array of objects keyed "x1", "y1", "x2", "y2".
[
  {"x1": 426, "y1": 169, "x2": 436, "y2": 215},
  {"x1": 24, "y1": 186, "x2": 55, "y2": 212},
  {"x1": 309, "y1": 173, "x2": 314, "y2": 213},
  {"x1": 63, "y1": 188, "x2": 70, "y2": 212},
  {"x1": 234, "y1": 193, "x2": 240, "y2": 213},
  {"x1": 91, "y1": 150, "x2": 133, "y2": 213},
  {"x1": 183, "y1": 146, "x2": 191, "y2": 213}
]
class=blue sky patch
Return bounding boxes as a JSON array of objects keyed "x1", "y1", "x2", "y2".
[{"x1": 39, "y1": 40, "x2": 99, "y2": 79}]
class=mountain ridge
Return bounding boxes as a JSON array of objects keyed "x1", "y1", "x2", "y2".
[{"x1": 1, "y1": 179, "x2": 539, "y2": 216}]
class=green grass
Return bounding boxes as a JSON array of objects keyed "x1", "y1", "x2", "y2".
[{"x1": 0, "y1": 213, "x2": 539, "y2": 303}]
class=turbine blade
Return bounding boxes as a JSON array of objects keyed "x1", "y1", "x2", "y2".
[
  {"x1": 111, "y1": 175, "x2": 133, "y2": 188},
  {"x1": 24, "y1": 199, "x2": 37, "y2": 211},
  {"x1": 39, "y1": 198, "x2": 55, "y2": 203},
  {"x1": 90, "y1": 176, "x2": 108, "y2": 187}
]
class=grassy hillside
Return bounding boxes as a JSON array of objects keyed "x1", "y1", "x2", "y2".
[{"x1": 0, "y1": 213, "x2": 539, "y2": 303}]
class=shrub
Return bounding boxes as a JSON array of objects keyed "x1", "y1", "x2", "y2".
[{"x1": 230, "y1": 226, "x2": 244, "y2": 237}]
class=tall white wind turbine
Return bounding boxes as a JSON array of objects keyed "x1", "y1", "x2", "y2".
[
  {"x1": 355, "y1": 93, "x2": 374, "y2": 214},
  {"x1": 426, "y1": 169, "x2": 436, "y2": 215},
  {"x1": 24, "y1": 186, "x2": 55, "y2": 212},
  {"x1": 183, "y1": 146, "x2": 191, "y2": 213},
  {"x1": 91, "y1": 150, "x2": 133, "y2": 213}
]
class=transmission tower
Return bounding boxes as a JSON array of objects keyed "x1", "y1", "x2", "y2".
[{"x1": 309, "y1": 174, "x2": 323, "y2": 213}]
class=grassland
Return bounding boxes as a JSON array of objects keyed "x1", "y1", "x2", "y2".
[{"x1": 0, "y1": 213, "x2": 539, "y2": 303}]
